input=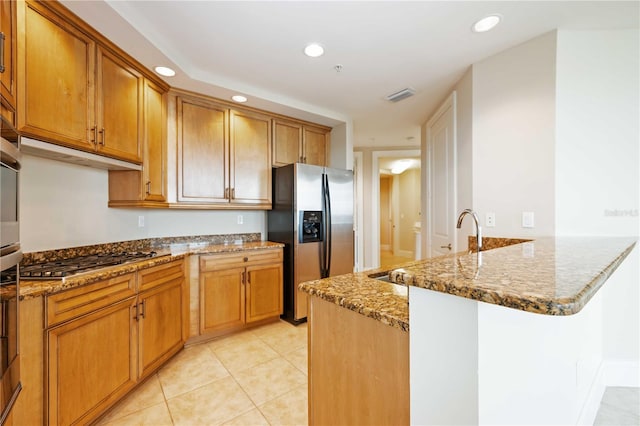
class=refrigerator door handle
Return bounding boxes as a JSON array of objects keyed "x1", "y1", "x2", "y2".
[{"x1": 322, "y1": 173, "x2": 332, "y2": 278}]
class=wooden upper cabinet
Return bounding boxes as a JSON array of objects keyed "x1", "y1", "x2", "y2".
[
  {"x1": 95, "y1": 46, "x2": 143, "y2": 163},
  {"x1": 303, "y1": 126, "x2": 329, "y2": 167},
  {"x1": 142, "y1": 79, "x2": 166, "y2": 202},
  {"x1": 272, "y1": 119, "x2": 302, "y2": 166},
  {"x1": 19, "y1": 1, "x2": 95, "y2": 150},
  {"x1": 272, "y1": 119, "x2": 329, "y2": 168},
  {"x1": 1, "y1": 0, "x2": 17, "y2": 121},
  {"x1": 107, "y1": 79, "x2": 167, "y2": 206},
  {"x1": 177, "y1": 96, "x2": 228, "y2": 204},
  {"x1": 17, "y1": 0, "x2": 161, "y2": 164},
  {"x1": 175, "y1": 93, "x2": 272, "y2": 208},
  {"x1": 230, "y1": 109, "x2": 272, "y2": 206}
]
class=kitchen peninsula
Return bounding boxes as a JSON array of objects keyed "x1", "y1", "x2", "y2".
[{"x1": 300, "y1": 236, "x2": 637, "y2": 425}]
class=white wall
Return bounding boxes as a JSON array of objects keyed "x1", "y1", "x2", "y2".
[
  {"x1": 555, "y1": 29, "x2": 640, "y2": 370},
  {"x1": 454, "y1": 69, "x2": 474, "y2": 250},
  {"x1": 20, "y1": 155, "x2": 266, "y2": 252},
  {"x1": 472, "y1": 31, "x2": 557, "y2": 237},
  {"x1": 329, "y1": 121, "x2": 353, "y2": 170}
]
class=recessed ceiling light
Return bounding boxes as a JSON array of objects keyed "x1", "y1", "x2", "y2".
[
  {"x1": 154, "y1": 66, "x2": 176, "y2": 77},
  {"x1": 304, "y1": 43, "x2": 324, "y2": 58},
  {"x1": 231, "y1": 95, "x2": 248, "y2": 103},
  {"x1": 472, "y1": 14, "x2": 502, "y2": 33}
]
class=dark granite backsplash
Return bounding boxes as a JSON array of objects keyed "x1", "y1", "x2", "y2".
[{"x1": 21, "y1": 233, "x2": 261, "y2": 265}]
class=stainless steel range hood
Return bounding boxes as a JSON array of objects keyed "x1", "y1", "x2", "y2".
[{"x1": 20, "y1": 137, "x2": 142, "y2": 171}]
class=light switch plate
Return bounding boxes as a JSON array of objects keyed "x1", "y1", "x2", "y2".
[{"x1": 522, "y1": 211, "x2": 534, "y2": 228}]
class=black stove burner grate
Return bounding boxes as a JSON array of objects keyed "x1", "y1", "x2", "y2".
[{"x1": 20, "y1": 251, "x2": 157, "y2": 280}]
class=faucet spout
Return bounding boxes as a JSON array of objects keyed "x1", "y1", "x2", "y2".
[{"x1": 456, "y1": 209, "x2": 482, "y2": 252}]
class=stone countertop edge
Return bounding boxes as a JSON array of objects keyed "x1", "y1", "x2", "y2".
[
  {"x1": 391, "y1": 237, "x2": 637, "y2": 316},
  {"x1": 298, "y1": 236, "x2": 637, "y2": 330},
  {"x1": 19, "y1": 241, "x2": 284, "y2": 300},
  {"x1": 299, "y1": 270, "x2": 410, "y2": 332}
]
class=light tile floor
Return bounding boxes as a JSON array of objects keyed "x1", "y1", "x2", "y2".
[
  {"x1": 97, "y1": 320, "x2": 308, "y2": 426},
  {"x1": 380, "y1": 250, "x2": 413, "y2": 268},
  {"x1": 594, "y1": 386, "x2": 640, "y2": 425},
  {"x1": 96, "y1": 317, "x2": 637, "y2": 426}
]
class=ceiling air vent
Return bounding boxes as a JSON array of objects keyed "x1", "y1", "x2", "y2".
[{"x1": 385, "y1": 87, "x2": 416, "y2": 103}]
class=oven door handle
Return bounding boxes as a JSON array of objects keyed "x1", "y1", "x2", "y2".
[{"x1": 0, "y1": 250, "x2": 22, "y2": 272}]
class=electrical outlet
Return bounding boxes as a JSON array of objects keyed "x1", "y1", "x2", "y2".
[
  {"x1": 522, "y1": 211, "x2": 534, "y2": 228},
  {"x1": 138, "y1": 215, "x2": 145, "y2": 228},
  {"x1": 237, "y1": 215, "x2": 243, "y2": 225},
  {"x1": 486, "y1": 212, "x2": 495, "y2": 227}
]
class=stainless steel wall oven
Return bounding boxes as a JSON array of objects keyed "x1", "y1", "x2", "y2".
[{"x1": 0, "y1": 118, "x2": 21, "y2": 423}]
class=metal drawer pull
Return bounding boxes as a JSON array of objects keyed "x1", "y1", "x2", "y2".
[
  {"x1": 440, "y1": 243, "x2": 452, "y2": 250},
  {"x1": 0, "y1": 32, "x2": 5, "y2": 73}
]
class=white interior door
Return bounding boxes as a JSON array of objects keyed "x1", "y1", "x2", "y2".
[{"x1": 427, "y1": 94, "x2": 456, "y2": 258}]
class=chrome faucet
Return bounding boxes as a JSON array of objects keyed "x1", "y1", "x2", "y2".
[{"x1": 456, "y1": 209, "x2": 482, "y2": 253}]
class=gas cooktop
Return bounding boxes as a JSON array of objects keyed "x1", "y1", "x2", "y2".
[{"x1": 20, "y1": 251, "x2": 157, "y2": 280}]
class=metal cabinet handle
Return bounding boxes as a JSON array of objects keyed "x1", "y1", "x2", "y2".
[
  {"x1": 90, "y1": 126, "x2": 97, "y2": 144},
  {"x1": 132, "y1": 304, "x2": 139, "y2": 321},
  {"x1": 440, "y1": 243, "x2": 452, "y2": 250},
  {"x1": 0, "y1": 33, "x2": 5, "y2": 73},
  {"x1": 241, "y1": 271, "x2": 245, "y2": 285},
  {"x1": 145, "y1": 181, "x2": 151, "y2": 195},
  {"x1": 231, "y1": 188, "x2": 235, "y2": 199},
  {"x1": 98, "y1": 128, "x2": 105, "y2": 146},
  {"x1": 224, "y1": 187, "x2": 229, "y2": 199},
  {"x1": 139, "y1": 300, "x2": 146, "y2": 319}
]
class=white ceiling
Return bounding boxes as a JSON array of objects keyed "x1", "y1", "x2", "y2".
[{"x1": 62, "y1": 1, "x2": 639, "y2": 148}]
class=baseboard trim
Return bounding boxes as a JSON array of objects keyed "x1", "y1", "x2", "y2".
[
  {"x1": 577, "y1": 362, "x2": 606, "y2": 425},
  {"x1": 396, "y1": 249, "x2": 413, "y2": 258}
]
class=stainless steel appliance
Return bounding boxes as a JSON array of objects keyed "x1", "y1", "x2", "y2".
[
  {"x1": 268, "y1": 163, "x2": 354, "y2": 324},
  {"x1": 0, "y1": 117, "x2": 21, "y2": 423},
  {"x1": 20, "y1": 251, "x2": 157, "y2": 280}
]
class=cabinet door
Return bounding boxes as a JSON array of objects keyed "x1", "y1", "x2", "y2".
[
  {"x1": 230, "y1": 110, "x2": 272, "y2": 206},
  {"x1": 303, "y1": 126, "x2": 328, "y2": 167},
  {"x1": 177, "y1": 97, "x2": 228, "y2": 203},
  {"x1": 0, "y1": 0, "x2": 17, "y2": 112},
  {"x1": 47, "y1": 297, "x2": 137, "y2": 426},
  {"x1": 138, "y1": 280, "x2": 183, "y2": 380},
  {"x1": 96, "y1": 46, "x2": 143, "y2": 163},
  {"x1": 200, "y1": 267, "x2": 245, "y2": 333},
  {"x1": 272, "y1": 119, "x2": 302, "y2": 167},
  {"x1": 19, "y1": 1, "x2": 95, "y2": 150},
  {"x1": 245, "y1": 262, "x2": 283, "y2": 323},
  {"x1": 142, "y1": 79, "x2": 166, "y2": 201}
]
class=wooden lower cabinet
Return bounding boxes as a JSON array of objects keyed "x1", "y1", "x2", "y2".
[
  {"x1": 47, "y1": 297, "x2": 138, "y2": 426},
  {"x1": 199, "y1": 249, "x2": 283, "y2": 337},
  {"x1": 137, "y1": 262, "x2": 185, "y2": 379},
  {"x1": 35, "y1": 259, "x2": 186, "y2": 426},
  {"x1": 308, "y1": 296, "x2": 409, "y2": 425}
]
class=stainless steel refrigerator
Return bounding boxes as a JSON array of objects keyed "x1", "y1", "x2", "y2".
[{"x1": 268, "y1": 163, "x2": 354, "y2": 324}]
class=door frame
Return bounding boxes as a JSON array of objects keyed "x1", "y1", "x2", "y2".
[
  {"x1": 353, "y1": 151, "x2": 364, "y2": 272},
  {"x1": 372, "y1": 149, "x2": 420, "y2": 269},
  {"x1": 423, "y1": 92, "x2": 457, "y2": 259}
]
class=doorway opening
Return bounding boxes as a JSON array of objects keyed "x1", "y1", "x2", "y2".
[{"x1": 376, "y1": 155, "x2": 421, "y2": 268}]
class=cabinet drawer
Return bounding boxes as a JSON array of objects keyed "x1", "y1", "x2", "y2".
[
  {"x1": 46, "y1": 273, "x2": 136, "y2": 327},
  {"x1": 200, "y1": 249, "x2": 282, "y2": 271},
  {"x1": 138, "y1": 259, "x2": 185, "y2": 293}
]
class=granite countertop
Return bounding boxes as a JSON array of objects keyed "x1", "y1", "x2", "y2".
[
  {"x1": 299, "y1": 236, "x2": 637, "y2": 331},
  {"x1": 20, "y1": 241, "x2": 283, "y2": 300},
  {"x1": 300, "y1": 269, "x2": 411, "y2": 332}
]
